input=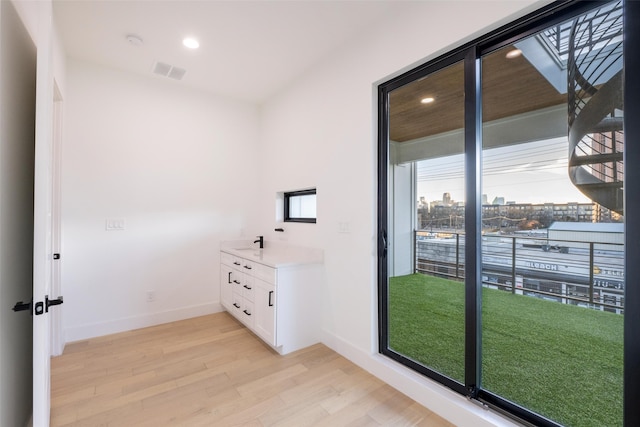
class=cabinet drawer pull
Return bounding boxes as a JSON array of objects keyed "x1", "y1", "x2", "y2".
[
  {"x1": 233, "y1": 262, "x2": 240, "y2": 266},
  {"x1": 268, "y1": 291, "x2": 274, "y2": 307},
  {"x1": 233, "y1": 303, "x2": 240, "y2": 308},
  {"x1": 243, "y1": 285, "x2": 252, "y2": 290},
  {"x1": 243, "y1": 265, "x2": 252, "y2": 270},
  {"x1": 243, "y1": 309, "x2": 251, "y2": 316},
  {"x1": 228, "y1": 272, "x2": 232, "y2": 284},
  {"x1": 233, "y1": 280, "x2": 240, "y2": 284}
]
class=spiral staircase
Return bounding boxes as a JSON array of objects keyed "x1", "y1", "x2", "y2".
[{"x1": 567, "y1": 1, "x2": 624, "y2": 215}]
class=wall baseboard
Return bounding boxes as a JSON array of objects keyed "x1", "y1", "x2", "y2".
[
  {"x1": 319, "y1": 329, "x2": 520, "y2": 427},
  {"x1": 64, "y1": 302, "x2": 223, "y2": 343}
]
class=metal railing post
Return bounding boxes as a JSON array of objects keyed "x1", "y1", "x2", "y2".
[
  {"x1": 589, "y1": 242, "x2": 594, "y2": 306},
  {"x1": 414, "y1": 230, "x2": 417, "y2": 274},
  {"x1": 456, "y1": 233, "x2": 460, "y2": 279},
  {"x1": 512, "y1": 237, "x2": 516, "y2": 294}
]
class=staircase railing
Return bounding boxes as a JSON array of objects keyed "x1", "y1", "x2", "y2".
[{"x1": 567, "y1": 1, "x2": 624, "y2": 215}]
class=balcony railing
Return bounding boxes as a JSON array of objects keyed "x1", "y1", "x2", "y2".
[{"x1": 414, "y1": 230, "x2": 624, "y2": 313}]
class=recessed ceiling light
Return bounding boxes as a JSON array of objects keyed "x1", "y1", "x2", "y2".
[
  {"x1": 421, "y1": 97, "x2": 435, "y2": 104},
  {"x1": 506, "y1": 48, "x2": 522, "y2": 59},
  {"x1": 183, "y1": 37, "x2": 199, "y2": 49}
]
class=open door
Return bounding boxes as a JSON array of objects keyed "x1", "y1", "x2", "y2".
[
  {"x1": 32, "y1": 1, "x2": 63, "y2": 425},
  {"x1": 0, "y1": 1, "x2": 37, "y2": 425}
]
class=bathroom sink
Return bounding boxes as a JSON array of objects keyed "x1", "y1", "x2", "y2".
[{"x1": 233, "y1": 248, "x2": 264, "y2": 257}]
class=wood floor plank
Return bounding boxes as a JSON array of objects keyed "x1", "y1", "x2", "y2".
[
  {"x1": 278, "y1": 368, "x2": 346, "y2": 406},
  {"x1": 235, "y1": 364, "x2": 308, "y2": 397},
  {"x1": 261, "y1": 400, "x2": 331, "y2": 427},
  {"x1": 51, "y1": 312, "x2": 452, "y2": 426}
]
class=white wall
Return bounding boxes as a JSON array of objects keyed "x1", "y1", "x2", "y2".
[
  {"x1": 255, "y1": 1, "x2": 548, "y2": 426},
  {"x1": 391, "y1": 162, "x2": 416, "y2": 277},
  {"x1": 61, "y1": 59, "x2": 259, "y2": 341},
  {"x1": 58, "y1": 0, "x2": 553, "y2": 425}
]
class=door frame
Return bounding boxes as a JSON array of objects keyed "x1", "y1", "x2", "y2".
[
  {"x1": 377, "y1": 0, "x2": 640, "y2": 425},
  {"x1": 51, "y1": 82, "x2": 64, "y2": 357},
  {"x1": 32, "y1": 0, "x2": 55, "y2": 424},
  {"x1": 623, "y1": 2, "x2": 640, "y2": 425}
]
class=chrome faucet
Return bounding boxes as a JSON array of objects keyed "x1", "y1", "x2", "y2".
[{"x1": 254, "y1": 235, "x2": 264, "y2": 249}]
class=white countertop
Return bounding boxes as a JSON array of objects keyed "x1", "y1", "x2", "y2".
[{"x1": 220, "y1": 240, "x2": 323, "y2": 268}]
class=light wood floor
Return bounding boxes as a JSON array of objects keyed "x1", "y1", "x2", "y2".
[{"x1": 51, "y1": 312, "x2": 454, "y2": 426}]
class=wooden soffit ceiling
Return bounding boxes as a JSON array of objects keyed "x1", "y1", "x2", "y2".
[{"x1": 389, "y1": 47, "x2": 567, "y2": 143}]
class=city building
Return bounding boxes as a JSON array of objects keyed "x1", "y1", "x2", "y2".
[
  {"x1": 443, "y1": 192, "x2": 452, "y2": 204},
  {"x1": 418, "y1": 199, "x2": 620, "y2": 231}
]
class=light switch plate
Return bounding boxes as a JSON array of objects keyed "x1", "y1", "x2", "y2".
[{"x1": 105, "y1": 218, "x2": 125, "y2": 231}]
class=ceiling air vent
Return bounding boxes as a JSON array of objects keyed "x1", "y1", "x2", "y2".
[
  {"x1": 167, "y1": 67, "x2": 186, "y2": 80},
  {"x1": 152, "y1": 61, "x2": 186, "y2": 81}
]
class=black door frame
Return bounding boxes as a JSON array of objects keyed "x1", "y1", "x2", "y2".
[
  {"x1": 377, "y1": 1, "x2": 639, "y2": 425},
  {"x1": 623, "y1": 0, "x2": 640, "y2": 425}
]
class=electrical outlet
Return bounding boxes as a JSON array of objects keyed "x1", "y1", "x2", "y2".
[{"x1": 146, "y1": 290, "x2": 156, "y2": 302}]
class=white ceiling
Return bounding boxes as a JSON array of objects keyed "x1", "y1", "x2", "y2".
[{"x1": 53, "y1": 0, "x2": 402, "y2": 104}]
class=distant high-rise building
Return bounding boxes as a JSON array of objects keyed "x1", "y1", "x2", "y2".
[
  {"x1": 443, "y1": 192, "x2": 451, "y2": 204},
  {"x1": 482, "y1": 194, "x2": 488, "y2": 204},
  {"x1": 492, "y1": 196, "x2": 505, "y2": 205}
]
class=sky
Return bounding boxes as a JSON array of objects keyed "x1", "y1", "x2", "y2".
[{"x1": 416, "y1": 137, "x2": 591, "y2": 205}]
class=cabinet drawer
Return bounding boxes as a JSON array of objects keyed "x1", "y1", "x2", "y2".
[
  {"x1": 221, "y1": 252, "x2": 235, "y2": 267},
  {"x1": 241, "y1": 300, "x2": 254, "y2": 327},
  {"x1": 231, "y1": 293, "x2": 243, "y2": 314},
  {"x1": 253, "y1": 263, "x2": 276, "y2": 284},
  {"x1": 242, "y1": 274, "x2": 254, "y2": 301},
  {"x1": 231, "y1": 273, "x2": 242, "y2": 292},
  {"x1": 241, "y1": 259, "x2": 255, "y2": 273},
  {"x1": 222, "y1": 251, "x2": 243, "y2": 268}
]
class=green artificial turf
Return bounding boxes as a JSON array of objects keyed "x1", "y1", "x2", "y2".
[{"x1": 388, "y1": 273, "x2": 623, "y2": 427}]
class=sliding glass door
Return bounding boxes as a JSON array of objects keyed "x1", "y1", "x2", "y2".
[
  {"x1": 378, "y1": 1, "x2": 637, "y2": 425},
  {"x1": 480, "y1": 4, "x2": 624, "y2": 424},
  {"x1": 384, "y1": 59, "x2": 467, "y2": 386}
]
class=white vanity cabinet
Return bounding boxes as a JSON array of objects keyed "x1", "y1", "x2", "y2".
[{"x1": 220, "y1": 246, "x2": 322, "y2": 355}]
